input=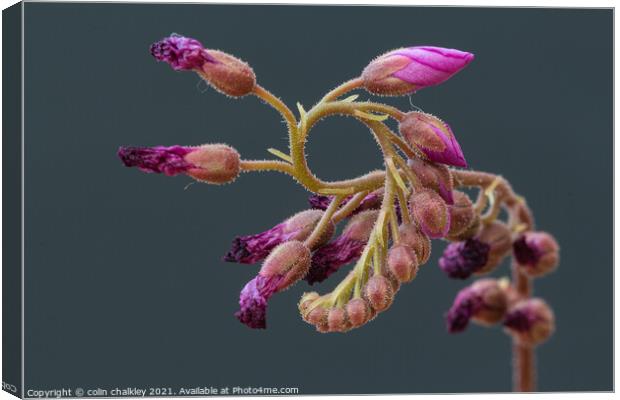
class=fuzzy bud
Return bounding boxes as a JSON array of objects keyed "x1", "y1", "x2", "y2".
[
  {"x1": 397, "y1": 223, "x2": 431, "y2": 264},
  {"x1": 364, "y1": 275, "x2": 395, "y2": 313},
  {"x1": 409, "y1": 189, "x2": 451, "y2": 239},
  {"x1": 439, "y1": 238, "x2": 490, "y2": 279},
  {"x1": 447, "y1": 191, "x2": 477, "y2": 238},
  {"x1": 298, "y1": 292, "x2": 320, "y2": 315},
  {"x1": 445, "y1": 278, "x2": 508, "y2": 333},
  {"x1": 407, "y1": 157, "x2": 455, "y2": 204},
  {"x1": 513, "y1": 231, "x2": 560, "y2": 277},
  {"x1": 346, "y1": 298, "x2": 372, "y2": 328},
  {"x1": 400, "y1": 112, "x2": 467, "y2": 168},
  {"x1": 504, "y1": 298, "x2": 555, "y2": 346},
  {"x1": 387, "y1": 245, "x2": 419, "y2": 283},
  {"x1": 259, "y1": 241, "x2": 311, "y2": 291},
  {"x1": 361, "y1": 46, "x2": 474, "y2": 96},
  {"x1": 183, "y1": 144, "x2": 240, "y2": 184},
  {"x1": 474, "y1": 221, "x2": 513, "y2": 274},
  {"x1": 327, "y1": 307, "x2": 350, "y2": 333}
]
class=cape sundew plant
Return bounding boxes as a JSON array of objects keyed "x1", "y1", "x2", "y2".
[{"x1": 119, "y1": 34, "x2": 560, "y2": 392}]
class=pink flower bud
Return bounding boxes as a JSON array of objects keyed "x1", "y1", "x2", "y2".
[
  {"x1": 259, "y1": 241, "x2": 311, "y2": 291},
  {"x1": 327, "y1": 307, "x2": 350, "y2": 332},
  {"x1": 196, "y1": 49, "x2": 257, "y2": 97},
  {"x1": 447, "y1": 191, "x2": 477, "y2": 238},
  {"x1": 407, "y1": 157, "x2": 455, "y2": 204},
  {"x1": 346, "y1": 298, "x2": 372, "y2": 328},
  {"x1": 364, "y1": 275, "x2": 395, "y2": 313},
  {"x1": 409, "y1": 189, "x2": 451, "y2": 239},
  {"x1": 513, "y1": 231, "x2": 560, "y2": 277},
  {"x1": 397, "y1": 223, "x2": 431, "y2": 264},
  {"x1": 361, "y1": 46, "x2": 474, "y2": 96},
  {"x1": 224, "y1": 209, "x2": 332, "y2": 264},
  {"x1": 474, "y1": 221, "x2": 513, "y2": 274},
  {"x1": 298, "y1": 292, "x2": 320, "y2": 315},
  {"x1": 305, "y1": 210, "x2": 378, "y2": 284},
  {"x1": 504, "y1": 298, "x2": 555, "y2": 346},
  {"x1": 400, "y1": 112, "x2": 467, "y2": 168},
  {"x1": 387, "y1": 245, "x2": 419, "y2": 283},
  {"x1": 184, "y1": 144, "x2": 240, "y2": 184}
]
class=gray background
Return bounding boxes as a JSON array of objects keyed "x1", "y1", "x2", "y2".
[{"x1": 23, "y1": 3, "x2": 612, "y2": 394}]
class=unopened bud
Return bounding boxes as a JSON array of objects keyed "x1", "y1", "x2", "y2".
[
  {"x1": 397, "y1": 223, "x2": 431, "y2": 264},
  {"x1": 327, "y1": 307, "x2": 350, "y2": 332},
  {"x1": 364, "y1": 275, "x2": 395, "y2": 312},
  {"x1": 361, "y1": 46, "x2": 474, "y2": 96},
  {"x1": 407, "y1": 157, "x2": 455, "y2": 204},
  {"x1": 469, "y1": 279, "x2": 509, "y2": 326},
  {"x1": 387, "y1": 245, "x2": 419, "y2": 283},
  {"x1": 298, "y1": 292, "x2": 320, "y2": 315},
  {"x1": 513, "y1": 231, "x2": 560, "y2": 277},
  {"x1": 346, "y1": 298, "x2": 372, "y2": 328},
  {"x1": 259, "y1": 241, "x2": 311, "y2": 291},
  {"x1": 504, "y1": 298, "x2": 555, "y2": 346},
  {"x1": 400, "y1": 112, "x2": 467, "y2": 168},
  {"x1": 409, "y1": 189, "x2": 451, "y2": 239},
  {"x1": 305, "y1": 306, "x2": 329, "y2": 332},
  {"x1": 475, "y1": 221, "x2": 513, "y2": 274},
  {"x1": 184, "y1": 144, "x2": 241, "y2": 184},
  {"x1": 439, "y1": 238, "x2": 490, "y2": 279},
  {"x1": 447, "y1": 191, "x2": 477, "y2": 237},
  {"x1": 447, "y1": 214, "x2": 481, "y2": 241}
]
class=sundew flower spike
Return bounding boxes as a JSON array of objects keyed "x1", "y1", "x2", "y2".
[
  {"x1": 362, "y1": 46, "x2": 474, "y2": 96},
  {"x1": 123, "y1": 38, "x2": 558, "y2": 391}
]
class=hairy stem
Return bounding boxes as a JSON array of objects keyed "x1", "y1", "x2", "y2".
[{"x1": 512, "y1": 260, "x2": 535, "y2": 392}]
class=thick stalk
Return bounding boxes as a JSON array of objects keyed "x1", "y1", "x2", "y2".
[{"x1": 512, "y1": 261, "x2": 535, "y2": 392}]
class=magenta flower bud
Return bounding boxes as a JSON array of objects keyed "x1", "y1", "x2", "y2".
[
  {"x1": 224, "y1": 209, "x2": 332, "y2": 264},
  {"x1": 305, "y1": 210, "x2": 378, "y2": 285},
  {"x1": 409, "y1": 189, "x2": 451, "y2": 239},
  {"x1": 513, "y1": 231, "x2": 560, "y2": 277},
  {"x1": 504, "y1": 298, "x2": 555, "y2": 346},
  {"x1": 362, "y1": 46, "x2": 474, "y2": 96},
  {"x1": 151, "y1": 34, "x2": 256, "y2": 97},
  {"x1": 308, "y1": 191, "x2": 382, "y2": 214},
  {"x1": 400, "y1": 112, "x2": 467, "y2": 168},
  {"x1": 407, "y1": 157, "x2": 454, "y2": 204},
  {"x1": 397, "y1": 223, "x2": 432, "y2": 264},
  {"x1": 445, "y1": 278, "x2": 508, "y2": 333},
  {"x1": 118, "y1": 144, "x2": 240, "y2": 184},
  {"x1": 150, "y1": 34, "x2": 215, "y2": 71},
  {"x1": 235, "y1": 241, "x2": 310, "y2": 329},
  {"x1": 363, "y1": 275, "x2": 395, "y2": 313},
  {"x1": 439, "y1": 238, "x2": 490, "y2": 279},
  {"x1": 387, "y1": 245, "x2": 419, "y2": 283}
]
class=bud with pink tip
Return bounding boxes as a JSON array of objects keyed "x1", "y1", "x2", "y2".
[
  {"x1": 387, "y1": 245, "x2": 419, "y2": 283},
  {"x1": 118, "y1": 144, "x2": 240, "y2": 184},
  {"x1": 504, "y1": 298, "x2": 555, "y2": 346},
  {"x1": 400, "y1": 112, "x2": 467, "y2": 168},
  {"x1": 235, "y1": 241, "x2": 311, "y2": 329},
  {"x1": 150, "y1": 34, "x2": 256, "y2": 97},
  {"x1": 305, "y1": 210, "x2": 378, "y2": 284},
  {"x1": 513, "y1": 231, "x2": 560, "y2": 277},
  {"x1": 364, "y1": 275, "x2": 395, "y2": 313},
  {"x1": 346, "y1": 298, "x2": 372, "y2": 328},
  {"x1": 475, "y1": 221, "x2": 513, "y2": 274},
  {"x1": 224, "y1": 209, "x2": 334, "y2": 264},
  {"x1": 409, "y1": 189, "x2": 451, "y2": 239},
  {"x1": 445, "y1": 278, "x2": 508, "y2": 333},
  {"x1": 407, "y1": 157, "x2": 455, "y2": 204},
  {"x1": 447, "y1": 191, "x2": 477, "y2": 238},
  {"x1": 361, "y1": 46, "x2": 474, "y2": 96},
  {"x1": 397, "y1": 223, "x2": 431, "y2": 264}
]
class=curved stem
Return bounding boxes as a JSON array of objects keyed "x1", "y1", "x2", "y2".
[
  {"x1": 304, "y1": 195, "x2": 344, "y2": 250},
  {"x1": 318, "y1": 77, "x2": 364, "y2": 103},
  {"x1": 252, "y1": 84, "x2": 298, "y2": 134},
  {"x1": 332, "y1": 191, "x2": 370, "y2": 223}
]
